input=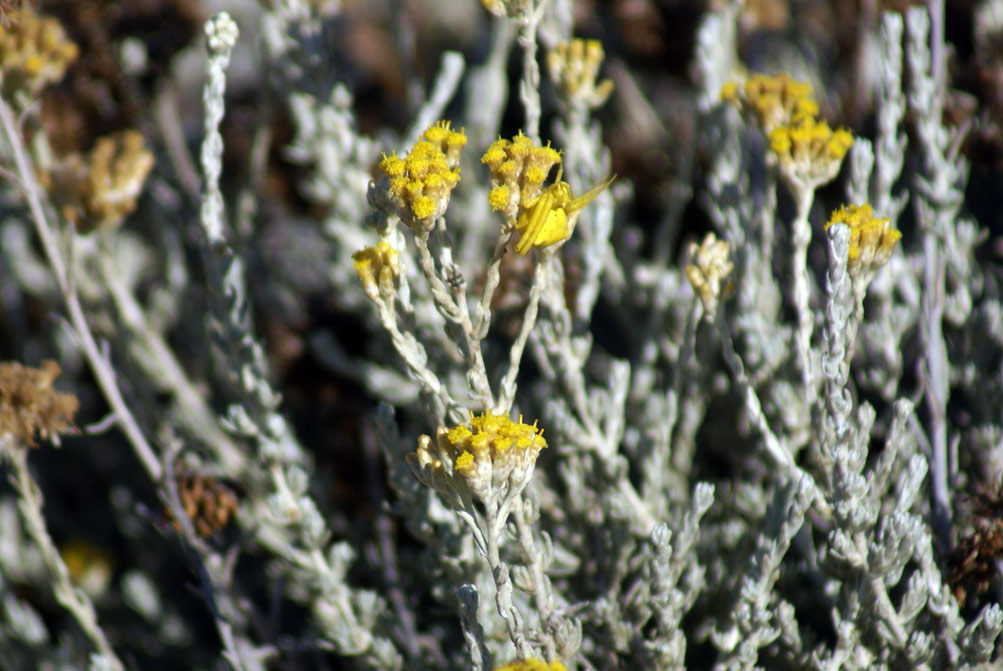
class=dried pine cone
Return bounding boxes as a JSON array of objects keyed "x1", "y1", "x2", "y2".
[{"x1": 167, "y1": 473, "x2": 239, "y2": 538}]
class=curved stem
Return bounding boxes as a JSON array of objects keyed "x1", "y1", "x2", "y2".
[
  {"x1": 414, "y1": 231, "x2": 495, "y2": 410},
  {"x1": 0, "y1": 96, "x2": 162, "y2": 481},
  {"x1": 513, "y1": 497, "x2": 557, "y2": 660},
  {"x1": 485, "y1": 507, "x2": 531, "y2": 659},
  {"x1": 7, "y1": 445, "x2": 124, "y2": 671},
  {"x1": 517, "y1": 0, "x2": 547, "y2": 143},
  {"x1": 497, "y1": 255, "x2": 549, "y2": 413}
]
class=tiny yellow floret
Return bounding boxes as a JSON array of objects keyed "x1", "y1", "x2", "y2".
[
  {"x1": 723, "y1": 73, "x2": 819, "y2": 133},
  {"x1": 455, "y1": 451, "x2": 475, "y2": 473},
  {"x1": 412, "y1": 196, "x2": 436, "y2": 220},
  {"x1": 379, "y1": 152, "x2": 405, "y2": 177},
  {"x1": 489, "y1": 185, "x2": 511, "y2": 211},
  {"x1": 422, "y1": 120, "x2": 467, "y2": 167}
]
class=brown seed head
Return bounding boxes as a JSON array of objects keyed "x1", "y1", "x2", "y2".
[{"x1": 0, "y1": 360, "x2": 77, "y2": 447}]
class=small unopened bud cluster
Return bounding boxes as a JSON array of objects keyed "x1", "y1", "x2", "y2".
[
  {"x1": 481, "y1": 131, "x2": 561, "y2": 222},
  {"x1": 684, "y1": 233, "x2": 734, "y2": 321},
  {"x1": 408, "y1": 412, "x2": 547, "y2": 517},
  {"x1": 825, "y1": 203, "x2": 901, "y2": 298},
  {"x1": 0, "y1": 360, "x2": 77, "y2": 448},
  {"x1": 351, "y1": 241, "x2": 401, "y2": 303},
  {"x1": 547, "y1": 39, "x2": 614, "y2": 111},
  {"x1": 0, "y1": 7, "x2": 77, "y2": 98},
  {"x1": 379, "y1": 121, "x2": 464, "y2": 231},
  {"x1": 46, "y1": 130, "x2": 155, "y2": 233}
]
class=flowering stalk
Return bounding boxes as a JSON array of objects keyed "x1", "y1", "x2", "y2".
[
  {"x1": 511, "y1": 497, "x2": 557, "y2": 659},
  {"x1": 413, "y1": 229, "x2": 495, "y2": 410},
  {"x1": 5, "y1": 444, "x2": 124, "y2": 671},
  {"x1": 660, "y1": 298, "x2": 699, "y2": 491},
  {"x1": 474, "y1": 230, "x2": 517, "y2": 339},
  {"x1": 517, "y1": 0, "x2": 547, "y2": 143},
  {"x1": 371, "y1": 260, "x2": 464, "y2": 422},
  {"x1": 547, "y1": 38, "x2": 616, "y2": 321},
  {"x1": 533, "y1": 266, "x2": 658, "y2": 534},
  {"x1": 0, "y1": 94, "x2": 163, "y2": 481},
  {"x1": 485, "y1": 517, "x2": 532, "y2": 659},
  {"x1": 907, "y1": 5, "x2": 959, "y2": 551},
  {"x1": 823, "y1": 203, "x2": 902, "y2": 360},
  {"x1": 497, "y1": 253, "x2": 549, "y2": 413},
  {"x1": 409, "y1": 413, "x2": 549, "y2": 657}
]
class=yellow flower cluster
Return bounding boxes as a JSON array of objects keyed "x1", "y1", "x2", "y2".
[
  {"x1": 408, "y1": 412, "x2": 547, "y2": 513},
  {"x1": 547, "y1": 38, "x2": 614, "y2": 110},
  {"x1": 723, "y1": 73, "x2": 853, "y2": 188},
  {"x1": 0, "y1": 7, "x2": 77, "y2": 97},
  {"x1": 721, "y1": 72, "x2": 818, "y2": 134},
  {"x1": 494, "y1": 659, "x2": 567, "y2": 671},
  {"x1": 46, "y1": 130, "x2": 156, "y2": 233},
  {"x1": 825, "y1": 203, "x2": 901, "y2": 287},
  {"x1": 483, "y1": 132, "x2": 613, "y2": 255},
  {"x1": 482, "y1": 131, "x2": 562, "y2": 220},
  {"x1": 379, "y1": 121, "x2": 464, "y2": 231},
  {"x1": 352, "y1": 241, "x2": 401, "y2": 303},
  {"x1": 684, "y1": 232, "x2": 734, "y2": 321},
  {"x1": 768, "y1": 115, "x2": 853, "y2": 187}
]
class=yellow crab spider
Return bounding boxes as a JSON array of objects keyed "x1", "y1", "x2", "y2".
[{"x1": 514, "y1": 168, "x2": 616, "y2": 255}]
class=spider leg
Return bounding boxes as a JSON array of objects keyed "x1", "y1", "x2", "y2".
[
  {"x1": 567, "y1": 174, "x2": 617, "y2": 213},
  {"x1": 516, "y1": 191, "x2": 555, "y2": 254}
]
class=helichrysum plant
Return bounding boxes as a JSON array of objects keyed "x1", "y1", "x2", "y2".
[{"x1": 0, "y1": 2, "x2": 1001, "y2": 671}]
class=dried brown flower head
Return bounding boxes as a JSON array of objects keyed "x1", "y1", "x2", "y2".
[
  {"x1": 45, "y1": 130, "x2": 155, "y2": 233},
  {"x1": 946, "y1": 477, "x2": 1003, "y2": 603},
  {"x1": 167, "y1": 473, "x2": 239, "y2": 538},
  {"x1": 0, "y1": 360, "x2": 78, "y2": 447}
]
